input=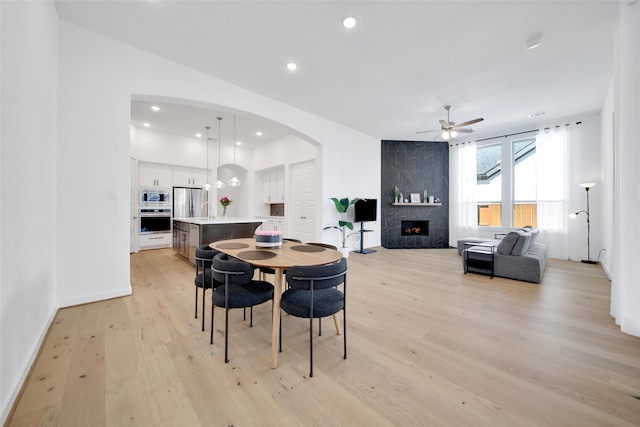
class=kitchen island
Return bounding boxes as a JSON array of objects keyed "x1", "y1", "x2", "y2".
[{"x1": 172, "y1": 217, "x2": 263, "y2": 264}]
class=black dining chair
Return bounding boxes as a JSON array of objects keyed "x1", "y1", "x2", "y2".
[
  {"x1": 194, "y1": 245, "x2": 223, "y2": 331},
  {"x1": 211, "y1": 252, "x2": 274, "y2": 363},
  {"x1": 281, "y1": 258, "x2": 348, "y2": 377}
]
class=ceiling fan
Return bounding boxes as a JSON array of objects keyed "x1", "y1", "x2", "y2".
[{"x1": 417, "y1": 105, "x2": 484, "y2": 140}]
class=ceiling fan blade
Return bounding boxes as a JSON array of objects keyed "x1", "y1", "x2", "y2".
[
  {"x1": 416, "y1": 129, "x2": 441, "y2": 134},
  {"x1": 439, "y1": 119, "x2": 451, "y2": 129},
  {"x1": 453, "y1": 117, "x2": 484, "y2": 128},
  {"x1": 456, "y1": 128, "x2": 474, "y2": 133}
]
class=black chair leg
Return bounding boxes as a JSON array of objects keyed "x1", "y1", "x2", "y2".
[
  {"x1": 343, "y1": 310, "x2": 347, "y2": 359},
  {"x1": 243, "y1": 307, "x2": 246, "y2": 321},
  {"x1": 210, "y1": 304, "x2": 215, "y2": 344},
  {"x1": 225, "y1": 308, "x2": 230, "y2": 363},
  {"x1": 250, "y1": 306, "x2": 253, "y2": 327},
  {"x1": 195, "y1": 287, "x2": 198, "y2": 319},
  {"x1": 279, "y1": 313, "x2": 282, "y2": 353},
  {"x1": 318, "y1": 318, "x2": 322, "y2": 336},
  {"x1": 201, "y1": 287, "x2": 206, "y2": 331},
  {"x1": 309, "y1": 317, "x2": 314, "y2": 377}
]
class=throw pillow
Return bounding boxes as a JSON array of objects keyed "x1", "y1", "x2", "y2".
[
  {"x1": 511, "y1": 232, "x2": 532, "y2": 256},
  {"x1": 497, "y1": 231, "x2": 521, "y2": 255}
]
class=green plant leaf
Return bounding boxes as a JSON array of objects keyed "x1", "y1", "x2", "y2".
[
  {"x1": 329, "y1": 197, "x2": 348, "y2": 213},
  {"x1": 339, "y1": 220, "x2": 354, "y2": 230}
]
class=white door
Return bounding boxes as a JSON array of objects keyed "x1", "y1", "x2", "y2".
[
  {"x1": 291, "y1": 160, "x2": 317, "y2": 242},
  {"x1": 130, "y1": 158, "x2": 139, "y2": 253}
]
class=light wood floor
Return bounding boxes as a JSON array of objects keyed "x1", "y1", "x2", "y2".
[{"x1": 7, "y1": 247, "x2": 640, "y2": 426}]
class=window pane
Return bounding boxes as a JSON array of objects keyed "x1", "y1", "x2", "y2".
[
  {"x1": 476, "y1": 144, "x2": 501, "y2": 226},
  {"x1": 513, "y1": 138, "x2": 537, "y2": 227}
]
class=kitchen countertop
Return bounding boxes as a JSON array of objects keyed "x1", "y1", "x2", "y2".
[{"x1": 173, "y1": 217, "x2": 264, "y2": 225}]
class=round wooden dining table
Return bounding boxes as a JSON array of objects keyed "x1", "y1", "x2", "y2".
[{"x1": 210, "y1": 238, "x2": 343, "y2": 369}]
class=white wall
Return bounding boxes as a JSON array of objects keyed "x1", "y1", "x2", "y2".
[
  {"x1": 130, "y1": 125, "x2": 209, "y2": 169},
  {"x1": 610, "y1": 1, "x2": 640, "y2": 337},
  {"x1": 0, "y1": 2, "x2": 59, "y2": 424},
  {"x1": 600, "y1": 78, "x2": 615, "y2": 278},
  {"x1": 56, "y1": 16, "x2": 379, "y2": 306}
]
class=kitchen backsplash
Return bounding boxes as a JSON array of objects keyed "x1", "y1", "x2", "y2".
[{"x1": 270, "y1": 203, "x2": 285, "y2": 217}]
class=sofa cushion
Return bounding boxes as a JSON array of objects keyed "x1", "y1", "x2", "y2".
[
  {"x1": 497, "y1": 231, "x2": 521, "y2": 255},
  {"x1": 511, "y1": 232, "x2": 532, "y2": 256},
  {"x1": 521, "y1": 226, "x2": 539, "y2": 243}
]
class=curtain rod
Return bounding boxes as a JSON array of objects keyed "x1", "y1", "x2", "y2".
[{"x1": 451, "y1": 121, "x2": 582, "y2": 145}]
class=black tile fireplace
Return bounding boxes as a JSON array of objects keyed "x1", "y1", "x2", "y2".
[{"x1": 381, "y1": 140, "x2": 449, "y2": 249}]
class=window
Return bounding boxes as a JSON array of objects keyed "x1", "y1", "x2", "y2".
[
  {"x1": 513, "y1": 138, "x2": 537, "y2": 227},
  {"x1": 476, "y1": 144, "x2": 502, "y2": 226}
]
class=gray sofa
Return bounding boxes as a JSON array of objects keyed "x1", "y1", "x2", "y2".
[{"x1": 459, "y1": 229, "x2": 547, "y2": 283}]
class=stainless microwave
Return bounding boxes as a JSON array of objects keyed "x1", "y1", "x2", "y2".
[{"x1": 139, "y1": 188, "x2": 171, "y2": 206}]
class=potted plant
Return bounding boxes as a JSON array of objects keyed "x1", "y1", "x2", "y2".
[{"x1": 323, "y1": 197, "x2": 359, "y2": 257}]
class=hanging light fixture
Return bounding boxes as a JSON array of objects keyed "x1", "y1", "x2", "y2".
[
  {"x1": 203, "y1": 126, "x2": 211, "y2": 191},
  {"x1": 215, "y1": 117, "x2": 225, "y2": 189},
  {"x1": 228, "y1": 114, "x2": 241, "y2": 187}
]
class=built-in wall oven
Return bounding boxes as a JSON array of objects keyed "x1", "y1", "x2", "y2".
[{"x1": 139, "y1": 208, "x2": 172, "y2": 234}]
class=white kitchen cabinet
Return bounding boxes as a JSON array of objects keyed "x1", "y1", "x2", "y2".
[
  {"x1": 261, "y1": 168, "x2": 285, "y2": 203},
  {"x1": 275, "y1": 169, "x2": 285, "y2": 203},
  {"x1": 139, "y1": 163, "x2": 173, "y2": 188},
  {"x1": 262, "y1": 217, "x2": 286, "y2": 234},
  {"x1": 174, "y1": 166, "x2": 208, "y2": 187},
  {"x1": 139, "y1": 233, "x2": 172, "y2": 249}
]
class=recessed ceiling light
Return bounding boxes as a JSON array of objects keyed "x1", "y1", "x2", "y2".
[
  {"x1": 286, "y1": 62, "x2": 297, "y2": 71},
  {"x1": 143, "y1": 122, "x2": 150, "y2": 127},
  {"x1": 195, "y1": 133, "x2": 202, "y2": 138},
  {"x1": 151, "y1": 105, "x2": 160, "y2": 111},
  {"x1": 236, "y1": 141, "x2": 242, "y2": 146},
  {"x1": 528, "y1": 111, "x2": 546, "y2": 118},
  {"x1": 343, "y1": 17, "x2": 357, "y2": 29},
  {"x1": 256, "y1": 131, "x2": 262, "y2": 136},
  {"x1": 525, "y1": 34, "x2": 543, "y2": 50}
]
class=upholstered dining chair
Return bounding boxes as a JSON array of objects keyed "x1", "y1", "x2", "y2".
[
  {"x1": 194, "y1": 245, "x2": 223, "y2": 331},
  {"x1": 281, "y1": 258, "x2": 348, "y2": 377},
  {"x1": 211, "y1": 252, "x2": 274, "y2": 363}
]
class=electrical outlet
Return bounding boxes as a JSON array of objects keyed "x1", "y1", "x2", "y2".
[{"x1": 108, "y1": 189, "x2": 117, "y2": 200}]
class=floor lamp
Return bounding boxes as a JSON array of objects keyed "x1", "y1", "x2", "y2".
[{"x1": 569, "y1": 182, "x2": 596, "y2": 264}]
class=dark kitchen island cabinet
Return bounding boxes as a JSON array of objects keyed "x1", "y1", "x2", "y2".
[{"x1": 172, "y1": 218, "x2": 263, "y2": 264}]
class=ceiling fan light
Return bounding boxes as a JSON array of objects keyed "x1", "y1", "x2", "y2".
[
  {"x1": 450, "y1": 129, "x2": 458, "y2": 138},
  {"x1": 442, "y1": 131, "x2": 450, "y2": 140}
]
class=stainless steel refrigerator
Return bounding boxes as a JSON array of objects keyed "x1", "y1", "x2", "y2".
[{"x1": 173, "y1": 187, "x2": 208, "y2": 218}]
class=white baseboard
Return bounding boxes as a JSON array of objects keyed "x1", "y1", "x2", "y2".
[
  {"x1": 1, "y1": 306, "x2": 57, "y2": 426},
  {"x1": 600, "y1": 259, "x2": 613, "y2": 280},
  {"x1": 57, "y1": 286, "x2": 132, "y2": 308}
]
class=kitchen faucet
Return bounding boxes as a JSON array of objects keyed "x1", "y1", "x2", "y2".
[{"x1": 200, "y1": 201, "x2": 215, "y2": 220}]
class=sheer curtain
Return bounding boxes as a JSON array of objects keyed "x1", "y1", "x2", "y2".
[
  {"x1": 449, "y1": 140, "x2": 478, "y2": 246},
  {"x1": 536, "y1": 126, "x2": 569, "y2": 258}
]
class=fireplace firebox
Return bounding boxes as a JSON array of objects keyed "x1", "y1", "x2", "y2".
[{"x1": 401, "y1": 220, "x2": 429, "y2": 236}]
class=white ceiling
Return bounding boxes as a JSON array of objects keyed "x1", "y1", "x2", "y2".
[{"x1": 55, "y1": 0, "x2": 619, "y2": 144}]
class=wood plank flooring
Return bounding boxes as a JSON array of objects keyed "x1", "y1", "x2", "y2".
[{"x1": 7, "y1": 247, "x2": 640, "y2": 426}]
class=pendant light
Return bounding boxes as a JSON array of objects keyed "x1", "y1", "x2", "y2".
[
  {"x1": 228, "y1": 114, "x2": 241, "y2": 187},
  {"x1": 215, "y1": 117, "x2": 225, "y2": 189},
  {"x1": 203, "y1": 126, "x2": 211, "y2": 191}
]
